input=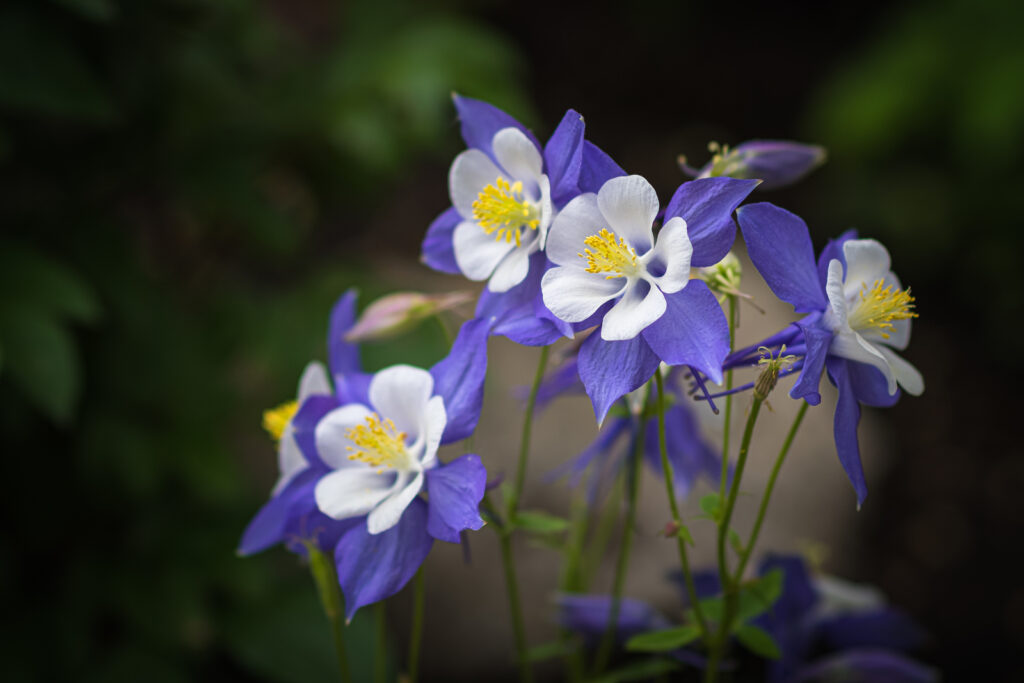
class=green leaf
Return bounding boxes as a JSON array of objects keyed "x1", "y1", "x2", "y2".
[
  {"x1": 699, "y1": 493, "x2": 721, "y2": 520},
  {"x1": 625, "y1": 625, "x2": 700, "y2": 652},
  {"x1": 677, "y1": 524, "x2": 695, "y2": 545},
  {"x1": 0, "y1": 305, "x2": 79, "y2": 424},
  {"x1": 729, "y1": 528, "x2": 745, "y2": 555},
  {"x1": 735, "y1": 624, "x2": 781, "y2": 659},
  {"x1": 594, "y1": 657, "x2": 680, "y2": 683},
  {"x1": 735, "y1": 568, "x2": 785, "y2": 623},
  {"x1": 526, "y1": 640, "x2": 577, "y2": 662},
  {"x1": 514, "y1": 510, "x2": 569, "y2": 534},
  {"x1": 0, "y1": 246, "x2": 101, "y2": 323}
]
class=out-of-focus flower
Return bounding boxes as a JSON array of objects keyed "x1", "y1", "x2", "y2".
[
  {"x1": 680, "y1": 140, "x2": 826, "y2": 190},
  {"x1": 344, "y1": 290, "x2": 472, "y2": 342}
]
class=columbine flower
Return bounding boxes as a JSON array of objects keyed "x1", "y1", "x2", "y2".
[
  {"x1": 540, "y1": 173, "x2": 758, "y2": 421},
  {"x1": 735, "y1": 202, "x2": 924, "y2": 505},
  {"x1": 680, "y1": 140, "x2": 826, "y2": 190}
]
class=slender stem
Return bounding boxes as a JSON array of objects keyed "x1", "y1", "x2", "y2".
[
  {"x1": 374, "y1": 603, "x2": 388, "y2": 683},
  {"x1": 654, "y1": 372, "x2": 709, "y2": 638},
  {"x1": 593, "y1": 414, "x2": 645, "y2": 674},
  {"x1": 717, "y1": 295, "x2": 737, "y2": 587},
  {"x1": 583, "y1": 474, "x2": 623, "y2": 590},
  {"x1": 705, "y1": 395, "x2": 765, "y2": 683},
  {"x1": 306, "y1": 545, "x2": 353, "y2": 683},
  {"x1": 734, "y1": 402, "x2": 808, "y2": 582},
  {"x1": 407, "y1": 568, "x2": 426, "y2": 683},
  {"x1": 499, "y1": 530, "x2": 533, "y2": 683},
  {"x1": 507, "y1": 345, "x2": 551, "y2": 516}
]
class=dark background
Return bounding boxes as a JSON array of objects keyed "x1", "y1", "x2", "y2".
[{"x1": 1, "y1": 0, "x2": 1021, "y2": 680}]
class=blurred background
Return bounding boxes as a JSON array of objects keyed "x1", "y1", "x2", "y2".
[{"x1": 2, "y1": 0, "x2": 1022, "y2": 680}]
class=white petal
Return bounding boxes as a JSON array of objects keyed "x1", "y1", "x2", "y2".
[
  {"x1": 315, "y1": 468, "x2": 393, "y2": 520},
  {"x1": 825, "y1": 259, "x2": 849, "y2": 329},
  {"x1": 419, "y1": 396, "x2": 446, "y2": 470},
  {"x1": 492, "y1": 127, "x2": 543, "y2": 186},
  {"x1": 596, "y1": 175, "x2": 658, "y2": 254},
  {"x1": 271, "y1": 427, "x2": 308, "y2": 496},
  {"x1": 878, "y1": 346, "x2": 925, "y2": 396},
  {"x1": 842, "y1": 239, "x2": 891, "y2": 297},
  {"x1": 449, "y1": 149, "x2": 503, "y2": 218},
  {"x1": 488, "y1": 244, "x2": 533, "y2": 292},
  {"x1": 369, "y1": 365, "x2": 435, "y2": 436},
  {"x1": 316, "y1": 403, "x2": 374, "y2": 469},
  {"x1": 600, "y1": 280, "x2": 667, "y2": 341},
  {"x1": 537, "y1": 174, "x2": 553, "y2": 243},
  {"x1": 541, "y1": 266, "x2": 625, "y2": 323},
  {"x1": 545, "y1": 193, "x2": 604, "y2": 266},
  {"x1": 454, "y1": 219, "x2": 516, "y2": 281},
  {"x1": 646, "y1": 217, "x2": 692, "y2": 294},
  {"x1": 830, "y1": 331, "x2": 898, "y2": 395},
  {"x1": 367, "y1": 471, "x2": 424, "y2": 534},
  {"x1": 297, "y1": 361, "x2": 331, "y2": 401}
]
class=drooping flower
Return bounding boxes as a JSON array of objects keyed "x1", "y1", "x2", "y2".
[
  {"x1": 734, "y1": 203, "x2": 924, "y2": 505},
  {"x1": 540, "y1": 173, "x2": 758, "y2": 421},
  {"x1": 680, "y1": 140, "x2": 826, "y2": 190}
]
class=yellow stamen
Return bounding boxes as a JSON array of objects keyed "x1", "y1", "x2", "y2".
[
  {"x1": 847, "y1": 279, "x2": 918, "y2": 339},
  {"x1": 578, "y1": 228, "x2": 638, "y2": 278},
  {"x1": 345, "y1": 413, "x2": 410, "y2": 471},
  {"x1": 472, "y1": 177, "x2": 540, "y2": 247},
  {"x1": 263, "y1": 400, "x2": 298, "y2": 442}
]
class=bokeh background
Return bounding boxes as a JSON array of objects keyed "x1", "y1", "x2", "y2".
[{"x1": 2, "y1": 0, "x2": 1022, "y2": 680}]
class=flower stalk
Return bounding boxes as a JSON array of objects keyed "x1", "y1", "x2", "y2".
[{"x1": 306, "y1": 543, "x2": 353, "y2": 683}]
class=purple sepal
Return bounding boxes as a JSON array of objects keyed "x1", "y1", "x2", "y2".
[
  {"x1": 663, "y1": 177, "x2": 760, "y2": 267},
  {"x1": 642, "y1": 281, "x2": 729, "y2": 385},
  {"x1": 642, "y1": 403, "x2": 720, "y2": 499},
  {"x1": 758, "y1": 555, "x2": 819, "y2": 623},
  {"x1": 794, "y1": 650, "x2": 939, "y2": 683},
  {"x1": 547, "y1": 417, "x2": 631, "y2": 503},
  {"x1": 476, "y1": 254, "x2": 571, "y2": 346},
  {"x1": 789, "y1": 324, "x2": 833, "y2": 406},
  {"x1": 291, "y1": 395, "x2": 338, "y2": 468},
  {"x1": 578, "y1": 332, "x2": 661, "y2": 425},
  {"x1": 335, "y1": 372, "x2": 372, "y2": 406},
  {"x1": 425, "y1": 454, "x2": 487, "y2": 543},
  {"x1": 577, "y1": 140, "x2": 626, "y2": 193},
  {"x1": 557, "y1": 593, "x2": 671, "y2": 639},
  {"x1": 328, "y1": 290, "x2": 361, "y2": 380},
  {"x1": 544, "y1": 109, "x2": 586, "y2": 206},
  {"x1": 421, "y1": 207, "x2": 462, "y2": 274},
  {"x1": 431, "y1": 317, "x2": 491, "y2": 444},
  {"x1": 335, "y1": 498, "x2": 433, "y2": 620},
  {"x1": 818, "y1": 610, "x2": 927, "y2": 653},
  {"x1": 452, "y1": 93, "x2": 540, "y2": 162},
  {"x1": 736, "y1": 203, "x2": 828, "y2": 312},
  {"x1": 827, "y1": 358, "x2": 868, "y2": 506},
  {"x1": 816, "y1": 228, "x2": 859, "y2": 290},
  {"x1": 848, "y1": 361, "x2": 901, "y2": 408}
]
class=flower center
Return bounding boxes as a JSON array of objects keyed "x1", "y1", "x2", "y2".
[
  {"x1": 846, "y1": 278, "x2": 918, "y2": 338},
  {"x1": 579, "y1": 228, "x2": 639, "y2": 278},
  {"x1": 263, "y1": 400, "x2": 298, "y2": 441},
  {"x1": 472, "y1": 177, "x2": 539, "y2": 247},
  {"x1": 346, "y1": 413, "x2": 412, "y2": 471}
]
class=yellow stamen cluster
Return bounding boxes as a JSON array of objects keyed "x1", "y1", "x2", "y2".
[
  {"x1": 345, "y1": 413, "x2": 410, "y2": 471},
  {"x1": 579, "y1": 228, "x2": 638, "y2": 278},
  {"x1": 263, "y1": 400, "x2": 298, "y2": 441},
  {"x1": 847, "y1": 279, "x2": 918, "y2": 338},
  {"x1": 472, "y1": 177, "x2": 539, "y2": 246}
]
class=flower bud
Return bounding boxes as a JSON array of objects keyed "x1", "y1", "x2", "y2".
[
  {"x1": 698, "y1": 252, "x2": 742, "y2": 299},
  {"x1": 344, "y1": 290, "x2": 472, "y2": 342},
  {"x1": 679, "y1": 140, "x2": 826, "y2": 190}
]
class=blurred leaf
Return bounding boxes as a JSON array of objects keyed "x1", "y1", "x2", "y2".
[
  {"x1": 626, "y1": 625, "x2": 700, "y2": 652},
  {"x1": 594, "y1": 657, "x2": 680, "y2": 682},
  {"x1": 699, "y1": 493, "x2": 721, "y2": 520},
  {"x1": 0, "y1": 8, "x2": 115, "y2": 120},
  {"x1": 526, "y1": 639, "x2": 578, "y2": 662},
  {"x1": 515, "y1": 510, "x2": 570, "y2": 534},
  {"x1": 0, "y1": 245, "x2": 101, "y2": 323},
  {"x1": 0, "y1": 304, "x2": 79, "y2": 424},
  {"x1": 735, "y1": 624, "x2": 781, "y2": 659},
  {"x1": 52, "y1": 0, "x2": 117, "y2": 23}
]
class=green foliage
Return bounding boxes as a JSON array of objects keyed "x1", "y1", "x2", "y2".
[
  {"x1": 593, "y1": 658, "x2": 681, "y2": 682},
  {"x1": 625, "y1": 624, "x2": 701, "y2": 652},
  {"x1": 734, "y1": 624, "x2": 781, "y2": 659},
  {"x1": 515, "y1": 510, "x2": 571, "y2": 534},
  {"x1": 699, "y1": 492, "x2": 722, "y2": 520},
  {"x1": 688, "y1": 568, "x2": 785, "y2": 628}
]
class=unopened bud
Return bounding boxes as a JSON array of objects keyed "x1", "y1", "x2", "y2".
[
  {"x1": 698, "y1": 252, "x2": 742, "y2": 298},
  {"x1": 680, "y1": 140, "x2": 826, "y2": 190},
  {"x1": 345, "y1": 290, "x2": 472, "y2": 342}
]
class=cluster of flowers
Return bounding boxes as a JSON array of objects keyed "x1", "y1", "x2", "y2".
[{"x1": 239, "y1": 95, "x2": 927, "y2": 677}]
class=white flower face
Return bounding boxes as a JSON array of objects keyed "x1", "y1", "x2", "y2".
[
  {"x1": 449, "y1": 127, "x2": 553, "y2": 292},
  {"x1": 314, "y1": 365, "x2": 447, "y2": 535},
  {"x1": 541, "y1": 175, "x2": 693, "y2": 341},
  {"x1": 823, "y1": 239, "x2": 924, "y2": 396}
]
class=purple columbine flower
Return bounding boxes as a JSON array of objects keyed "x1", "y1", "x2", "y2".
[
  {"x1": 735, "y1": 203, "x2": 924, "y2": 506},
  {"x1": 681, "y1": 140, "x2": 826, "y2": 190},
  {"x1": 539, "y1": 169, "x2": 759, "y2": 422}
]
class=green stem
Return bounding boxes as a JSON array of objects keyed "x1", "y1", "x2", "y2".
[
  {"x1": 559, "y1": 498, "x2": 589, "y2": 683},
  {"x1": 592, "y1": 410, "x2": 645, "y2": 675},
  {"x1": 706, "y1": 395, "x2": 765, "y2": 683},
  {"x1": 407, "y1": 568, "x2": 425, "y2": 683},
  {"x1": 654, "y1": 372, "x2": 709, "y2": 639},
  {"x1": 733, "y1": 402, "x2": 808, "y2": 582},
  {"x1": 499, "y1": 530, "x2": 533, "y2": 683},
  {"x1": 717, "y1": 295, "x2": 737, "y2": 587},
  {"x1": 374, "y1": 603, "x2": 388, "y2": 683},
  {"x1": 507, "y1": 345, "x2": 551, "y2": 516},
  {"x1": 306, "y1": 544, "x2": 353, "y2": 683}
]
